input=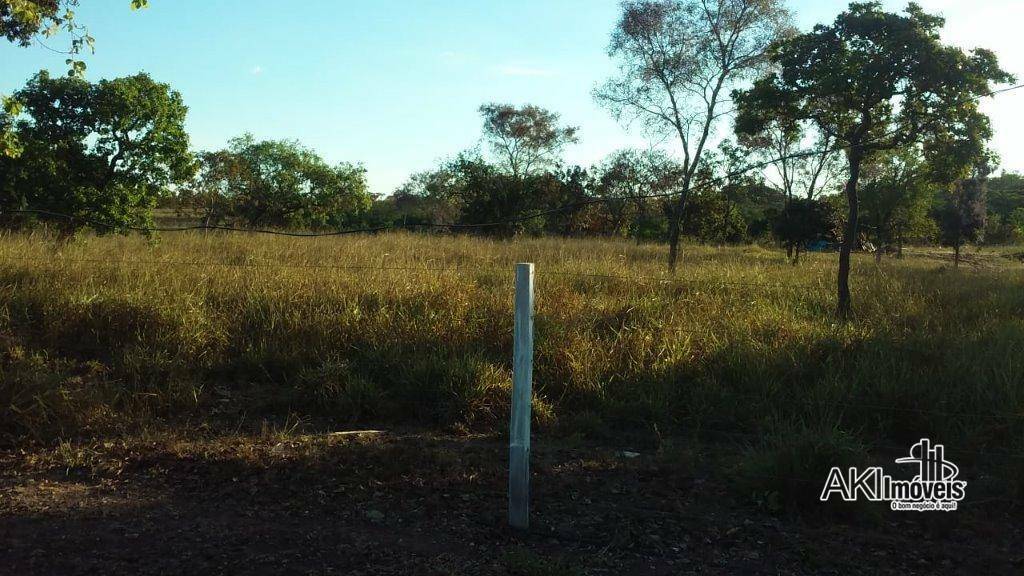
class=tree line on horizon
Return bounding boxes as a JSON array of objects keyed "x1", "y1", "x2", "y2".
[{"x1": 1, "y1": 0, "x2": 1021, "y2": 316}]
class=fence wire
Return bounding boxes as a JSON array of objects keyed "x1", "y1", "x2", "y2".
[{"x1": 2, "y1": 252, "x2": 1021, "y2": 422}]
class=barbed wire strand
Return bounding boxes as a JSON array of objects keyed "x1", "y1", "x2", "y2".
[
  {"x1": 0, "y1": 254, "x2": 515, "y2": 274},
  {"x1": 3, "y1": 252, "x2": 1013, "y2": 297},
  {"x1": 0, "y1": 254, "x2": 941, "y2": 297}
]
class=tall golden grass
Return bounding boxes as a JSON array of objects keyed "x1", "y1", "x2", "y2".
[{"x1": 1, "y1": 231, "x2": 1022, "y2": 503}]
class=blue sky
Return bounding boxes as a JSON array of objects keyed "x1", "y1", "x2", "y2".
[{"x1": 2, "y1": 0, "x2": 1021, "y2": 195}]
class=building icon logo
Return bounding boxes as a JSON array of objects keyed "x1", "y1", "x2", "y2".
[
  {"x1": 895, "y1": 438, "x2": 960, "y2": 484},
  {"x1": 820, "y1": 439, "x2": 967, "y2": 512}
]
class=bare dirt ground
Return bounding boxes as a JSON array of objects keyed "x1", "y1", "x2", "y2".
[{"x1": 1, "y1": 431, "x2": 1021, "y2": 575}]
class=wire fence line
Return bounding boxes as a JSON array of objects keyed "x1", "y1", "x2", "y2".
[
  {"x1": 542, "y1": 269, "x2": 836, "y2": 291},
  {"x1": 0, "y1": 253, "x2": 818, "y2": 289},
  {"x1": 0, "y1": 254, "x2": 512, "y2": 274},
  {"x1": 0, "y1": 253, "x2": 934, "y2": 288},
  {"x1": 0, "y1": 250, "x2": 1012, "y2": 317},
  {"x1": 1, "y1": 253, "x2": 1020, "y2": 426},
  {"x1": 1, "y1": 253, "x2": 1007, "y2": 314}
]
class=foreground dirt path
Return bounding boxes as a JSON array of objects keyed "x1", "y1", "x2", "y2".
[{"x1": 1, "y1": 432, "x2": 1021, "y2": 575}]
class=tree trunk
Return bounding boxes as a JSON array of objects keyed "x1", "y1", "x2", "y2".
[
  {"x1": 875, "y1": 244, "x2": 884, "y2": 264},
  {"x1": 954, "y1": 244, "x2": 961, "y2": 269},
  {"x1": 667, "y1": 216, "x2": 681, "y2": 272},
  {"x1": 667, "y1": 197, "x2": 687, "y2": 272},
  {"x1": 667, "y1": 171, "x2": 696, "y2": 272},
  {"x1": 635, "y1": 202, "x2": 646, "y2": 245},
  {"x1": 897, "y1": 235, "x2": 904, "y2": 260},
  {"x1": 837, "y1": 154, "x2": 862, "y2": 319}
]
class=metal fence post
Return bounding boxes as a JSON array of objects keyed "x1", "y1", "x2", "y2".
[{"x1": 509, "y1": 262, "x2": 534, "y2": 531}]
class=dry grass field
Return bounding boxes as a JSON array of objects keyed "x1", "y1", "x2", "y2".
[{"x1": 1, "y1": 232, "x2": 1024, "y2": 574}]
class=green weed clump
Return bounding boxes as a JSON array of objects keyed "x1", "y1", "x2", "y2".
[
  {"x1": 0, "y1": 232, "x2": 1022, "y2": 504},
  {"x1": 731, "y1": 422, "x2": 871, "y2": 515}
]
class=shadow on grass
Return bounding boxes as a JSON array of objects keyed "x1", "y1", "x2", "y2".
[{"x1": 2, "y1": 432, "x2": 1021, "y2": 575}]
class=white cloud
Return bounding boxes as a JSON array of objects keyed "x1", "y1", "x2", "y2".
[{"x1": 251, "y1": 65, "x2": 263, "y2": 76}]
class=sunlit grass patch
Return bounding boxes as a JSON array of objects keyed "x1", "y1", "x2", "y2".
[{"x1": 0, "y1": 231, "x2": 1022, "y2": 506}]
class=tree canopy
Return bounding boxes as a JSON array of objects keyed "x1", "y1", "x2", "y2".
[
  {"x1": 590, "y1": 149, "x2": 680, "y2": 240},
  {"x1": 478, "y1": 103, "x2": 578, "y2": 179},
  {"x1": 937, "y1": 174, "x2": 988, "y2": 267},
  {"x1": 859, "y1": 147, "x2": 936, "y2": 258},
  {"x1": 1, "y1": 70, "x2": 193, "y2": 234},
  {"x1": 180, "y1": 135, "x2": 372, "y2": 230},
  {"x1": 1, "y1": 0, "x2": 147, "y2": 47},
  {"x1": 596, "y1": 0, "x2": 792, "y2": 269},
  {"x1": 734, "y1": 1, "x2": 1013, "y2": 316}
]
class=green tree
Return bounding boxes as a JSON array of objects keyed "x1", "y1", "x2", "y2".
[
  {"x1": 387, "y1": 168, "x2": 464, "y2": 228},
  {"x1": 0, "y1": 71, "x2": 193, "y2": 235},
  {"x1": 478, "y1": 103, "x2": 578, "y2": 179},
  {"x1": 735, "y1": 1, "x2": 1013, "y2": 316},
  {"x1": 859, "y1": 148, "x2": 935, "y2": 260},
  {"x1": 1009, "y1": 208, "x2": 1024, "y2": 242},
  {"x1": 591, "y1": 149, "x2": 679, "y2": 240},
  {"x1": 177, "y1": 150, "x2": 245, "y2": 227},
  {"x1": 0, "y1": 97, "x2": 21, "y2": 156},
  {"x1": 401, "y1": 152, "x2": 592, "y2": 237},
  {"x1": 1, "y1": 0, "x2": 146, "y2": 50},
  {"x1": 682, "y1": 189, "x2": 748, "y2": 244},
  {"x1": 711, "y1": 140, "x2": 763, "y2": 243},
  {"x1": 937, "y1": 172, "x2": 988, "y2": 268},
  {"x1": 596, "y1": 0, "x2": 792, "y2": 270},
  {"x1": 737, "y1": 120, "x2": 843, "y2": 261},
  {"x1": 208, "y1": 135, "x2": 372, "y2": 229},
  {"x1": 438, "y1": 153, "x2": 546, "y2": 236},
  {"x1": 771, "y1": 197, "x2": 837, "y2": 262},
  {"x1": 538, "y1": 165, "x2": 592, "y2": 237},
  {"x1": 987, "y1": 171, "x2": 1024, "y2": 221}
]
